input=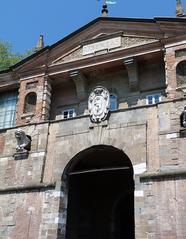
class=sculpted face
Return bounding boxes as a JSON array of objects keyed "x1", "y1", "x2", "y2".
[
  {"x1": 93, "y1": 96, "x2": 103, "y2": 115},
  {"x1": 15, "y1": 130, "x2": 22, "y2": 139}
]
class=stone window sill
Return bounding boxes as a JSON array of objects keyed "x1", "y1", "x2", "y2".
[{"x1": 21, "y1": 113, "x2": 35, "y2": 119}]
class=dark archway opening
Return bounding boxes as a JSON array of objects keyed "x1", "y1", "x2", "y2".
[{"x1": 64, "y1": 145, "x2": 134, "y2": 239}]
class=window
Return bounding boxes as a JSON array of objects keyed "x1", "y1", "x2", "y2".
[
  {"x1": 110, "y1": 94, "x2": 118, "y2": 111},
  {"x1": 0, "y1": 91, "x2": 17, "y2": 129},
  {"x1": 146, "y1": 93, "x2": 161, "y2": 105},
  {"x1": 62, "y1": 109, "x2": 76, "y2": 119},
  {"x1": 177, "y1": 61, "x2": 186, "y2": 76},
  {"x1": 24, "y1": 92, "x2": 37, "y2": 113},
  {"x1": 176, "y1": 60, "x2": 186, "y2": 86}
]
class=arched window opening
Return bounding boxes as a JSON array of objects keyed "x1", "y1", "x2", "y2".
[
  {"x1": 110, "y1": 94, "x2": 118, "y2": 111},
  {"x1": 176, "y1": 60, "x2": 186, "y2": 86},
  {"x1": 24, "y1": 92, "x2": 37, "y2": 113}
]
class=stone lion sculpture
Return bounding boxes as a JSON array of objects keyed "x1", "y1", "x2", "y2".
[{"x1": 15, "y1": 128, "x2": 31, "y2": 152}]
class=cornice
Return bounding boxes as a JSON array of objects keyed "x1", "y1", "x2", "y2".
[
  {"x1": 0, "y1": 16, "x2": 185, "y2": 82},
  {"x1": 47, "y1": 41, "x2": 163, "y2": 76}
]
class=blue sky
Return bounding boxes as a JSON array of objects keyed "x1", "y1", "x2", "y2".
[{"x1": 0, "y1": 0, "x2": 184, "y2": 53}]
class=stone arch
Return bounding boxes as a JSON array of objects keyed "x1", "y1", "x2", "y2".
[
  {"x1": 62, "y1": 145, "x2": 135, "y2": 239},
  {"x1": 62, "y1": 145, "x2": 133, "y2": 181},
  {"x1": 176, "y1": 60, "x2": 186, "y2": 87}
]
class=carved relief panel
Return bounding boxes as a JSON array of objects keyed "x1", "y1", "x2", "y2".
[{"x1": 88, "y1": 86, "x2": 110, "y2": 123}]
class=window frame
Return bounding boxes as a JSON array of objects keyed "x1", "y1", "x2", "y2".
[
  {"x1": 61, "y1": 108, "x2": 76, "y2": 119},
  {"x1": 0, "y1": 91, "x2": 18, "y2": 129},
  {"x1": 109, "y1": 93, "x2": 118, "y2": 111},
  {"x1": 146, "y1": 93, "x2": 161, "y2": 105}
]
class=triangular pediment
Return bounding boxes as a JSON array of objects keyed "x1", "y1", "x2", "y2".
[
  {"x1": 50, "y1": 33, "x2": 158, "y2": 65},
  {"x1": 11, "y1": 17, "x2": 186, "y2": 75}
]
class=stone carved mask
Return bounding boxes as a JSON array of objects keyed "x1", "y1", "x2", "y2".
[{"x1": 88, "y1": 87, "x2": 110, "y2": 123}]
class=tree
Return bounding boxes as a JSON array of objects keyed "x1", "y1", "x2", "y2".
[{"x1": 0, "y1": 40, "x2": 33, "y2": 71}]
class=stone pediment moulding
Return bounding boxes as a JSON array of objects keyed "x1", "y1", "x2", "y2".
[{"x1": 51, "y1": 35, "x2": 158, "y2": 65}]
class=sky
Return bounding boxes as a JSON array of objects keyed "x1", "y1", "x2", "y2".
[{"x1": 0, "y1": 0, "x2": 185, "y2": 54}]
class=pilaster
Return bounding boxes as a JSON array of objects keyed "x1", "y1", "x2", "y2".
[
  {"x1": 124, "y1": 57, "x2": 139, "y2": 92},
  {"x1": 41, "y1": 76, "x2": 52, "y2": 120},
  {"x1": 164, "y1": 43, "x2": 186, "y2": 99},
  {"x1": 16, "y1": 74, "x2": 51, "y2": 125},
  {"x1": 70, "y1": 70, "x2": 87, "y2": 100},
  {"x1": 70, "y1": 70, "x2": 87, "y2": 114}
]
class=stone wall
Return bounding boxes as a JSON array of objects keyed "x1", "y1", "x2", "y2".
[
  {"x1": 140, "y1": 177, "x2": 186, "y2": 239},
  {"x1": 0, "y1": 93, "x2": 186, "y2": 238},
  {"x1": 0, "y1": 123, "x2": 49, "y2": 187},
  {"x1": 44, "y1": 108, "x2": 147, "y2": 183},
  {"x1": 43, "y1": 99, "x2": 186, "y2": 239},
  {"x1": 0, "y1": 188, "x2": 63, "y2": 239}
]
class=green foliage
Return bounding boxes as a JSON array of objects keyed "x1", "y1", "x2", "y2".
[{"x1": 0, "y1": 40, "x2": 34, "y2": 71}]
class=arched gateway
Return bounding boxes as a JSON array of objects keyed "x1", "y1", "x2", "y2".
[{"x1": 63, "y1": 145, "x2": 134, "y2": 239}]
